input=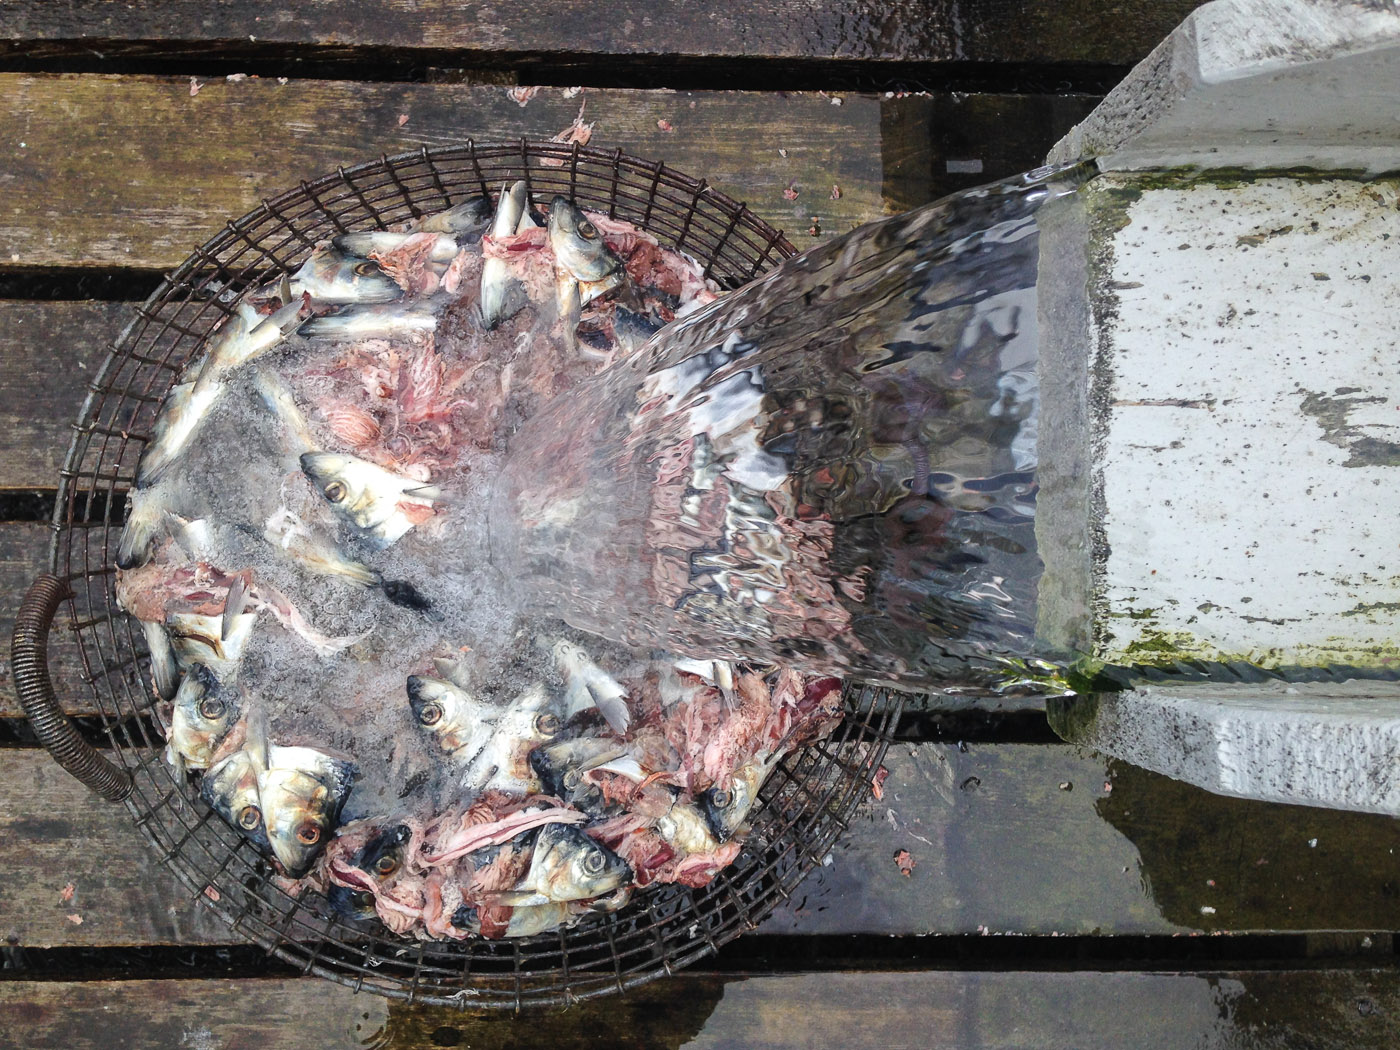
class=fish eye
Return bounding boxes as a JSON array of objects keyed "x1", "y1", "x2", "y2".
[
  {"x1": 352, "y1": 890, "x2": 375, "y2": 909},
  {"x1": 296, "y1": 822, "x2": 322, "y2": 845},
  {"x1": 583, "y1": 850, "x2": 606, "y2": 875},
  {"x1": 577, "y1": 219, "x2": 599, "y2": 240},
  {"x1": 417, "y1": 701, "x2": 443, "y2": 727},
  {"x1": 711, "y1": 790, "x2": 732, "y2": 809},
  {"x1": 535, "y1": 713, "x2": 560, "y2": 737},
  {"x1": 238, "y1": 805, "x2": 262, "y2": 830},
  {"x1": 352, "y1": 261, "x2": 379, "y2": 276},
  {"x1": 374, "y1": 853, "x2": 399, "y2": 877},
  {"x1": 197, "y1": 696, "x2": 226, "y2": 720},
  {"x1": 322, "y1": 480, "x2": 347, "y2": 504}
]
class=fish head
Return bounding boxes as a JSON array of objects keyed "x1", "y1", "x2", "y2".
[
  {"x1": 297, "y1": 248, "x2": 402, "y2": 304},
  {"x1": 406, "y1": 675, "x2": 493, "y2": 757},
  {"x1": 258, "y1": 746, "x2": 355, "y2": 877},
  {"x1": 327, "y1": 883, "x2": 380, "y2": 923},
  {"x1": 495, "y1": 684, "x2": 563, "y2": 747},
  {"x1": 201, "y1": 749, "x2": 273, "y2": 857},
  {"x1": 547, "y1": 197, "x2": 621, "y2": 283},
  {"x1": 417, "y1": 196, "x2": 492, "y2": 239},
  {"x1": 531, "y1": 823, "x2": 631, "y2": 902},
  {"x1": 352, "y1": 823, "x2": 413, "y2": 884},
  {"x1": 528, "y1": 736, "x2": 617, "y2": 802},
  {"x1": 169, "y1": 663, "x2": 242, "y2": 769},
  {"x1": 299, "y1": 452, "x2": 384, "y2": 532},
  {"x1": 700, "y1": 756, "x2": 774, "y2": 842}
]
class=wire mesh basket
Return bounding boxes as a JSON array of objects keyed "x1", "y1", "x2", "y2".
[{"x1": 13, "y1": 140, "x2": 904, "y2": 1007}]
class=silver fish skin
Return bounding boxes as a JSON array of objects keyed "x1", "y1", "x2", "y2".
[
  {"x1": 263, "y1": 509, "x2": 381, "y2": 589},
  {"x1": 479, "y1": 180, "x2": 530, "y2": 329},
  {"x1": 253, "y1": 369, "x2": 319, "y2": 458},
  {"x1": 136, "y1": 300, "x2": 301, "y2": 487},
  {"x1": 166, "y1": 609, "x2": 258, "y2": 680},
  {"x1": 289, "y1": 248, "x2": 402, "y2": 305},
  {"x1": 297, "y1": 301, "x2": 439, "y2": 341},
  {"x1": 168, "y1": 662, "x2": 243, "y2": 770},
  {"x1": 299, "y1": 452, "x2": 442, "y2": 550},
  {"x1": 406, "y1": 675, "x2": 497, "y2": 761},
  {"x1": 493, "y1": 823, "x2": 631, "y2": 907},
  {"x1": 134, "y1": 378, "x2": 219, "y2": 489},
  {"x1": 409, "y1": 196, "x2": 492, "y2": 238},
  {"x1": 328, "y1": 823, "x2": 413, "y2": 921},
  {"x1": 656, "y1": 793, "x2": 723, "y2": 855},
  {"x1": 257, "y1": 744, "x2": 356, "y2": 877},
  {"x1": 456, "y1": 683, "x2": 561, "y2": 795},
  {"x1": 202, "y1": 748, "x2": 274, "y2": 856},
  {"x1": 547, "y1": 197, "x2": 623, "y2": 284},
  {"x1": 699, "y1": 751, "x2": 780, "y2": 842},
  {"x1": 546, "y1": 638, "x2": 631, "y2": 734},
  {"x1": 191, "y1": 297, "x2": 303, "y2": 397},
  {"x1": 331, "y1": 231, "x2": 459, "y2": 263}
]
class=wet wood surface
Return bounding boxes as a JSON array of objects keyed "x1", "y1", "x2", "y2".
[
  {"x1": 6, "y1": 742, "x2": 1400, "y2": 949},
  {"x1": 0, "y1": 1, "x2": 1206, "y2": 67},
  {"x1": 0, "y1": 75, "x2": 1095, "y2": 270},
  {"x1": 2, "y1": 968, "x2": 1397, "y2": 1050},
  {"x1": 1, "y1": 2, "x2": 1396, "y2": 1038}
]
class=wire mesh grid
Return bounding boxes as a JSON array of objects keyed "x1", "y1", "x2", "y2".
[{"x1": 48, "y1": 140, "x2": 903, "y2": 1007}]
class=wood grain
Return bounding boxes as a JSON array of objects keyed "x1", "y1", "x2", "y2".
[
  {"x1": 5, "y1": 741, "x2": 1400, "y2": 949},
  {"x1": 0, "y1": 1, "x2": 1207, "y2": 67},
  {"x1": 0, "y1": 76, "x2": 1096, "y2": 270},
  {"x1": 0, "y1": 301, "x2": 126, "y2": 491},
  {"x1": 0, "y1": 523, "x2": 95, "y2": 718},
  {"x1": 1, "y1": 968, "x2": 1397, "y2": 1049}
]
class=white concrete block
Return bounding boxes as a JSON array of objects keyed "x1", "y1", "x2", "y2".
[
  {"x1": 1047, "y1": 0, "x2": 1400, "y2": 172},
  {"x1": 1089, "y1": 175, "x2": 1400, "y2": 670},
  {"x1": 1050, "y1": 681, "x2": 1400, "y2": 814}
]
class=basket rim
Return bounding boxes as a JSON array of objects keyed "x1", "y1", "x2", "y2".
[{"x1": 46, "y1": 138, "x2": 896, "y2": 1009}]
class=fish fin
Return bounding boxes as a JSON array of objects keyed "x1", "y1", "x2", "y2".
[
  {"x1": 143, "y1": 621, "x2": 179, "y2": 700},
  {"x1": 587, "y1": 683, "x2": 631, "y2": 736},
  {"x1": 592, "y1": 756, "x2": 645, "y2": 782},
  {"x1": 252, "y1": 295, "x2": 305, "y2": 341},
  {"x1": 116, "y1": 495, "x2": 163, "y2": 569},
  {"x1": 222, "y1": 576, "x2": 249, "y2": 642},
  {"x1": 400, "y1": 484, "x2": 443, "y2": 503},
  {"x1": 488, "y1": 891, "x2": 549, "y2": 908},
  {"x1": 245, "y1": 702, "x2": 271, "y2": 774},
  {"x1": 279, "y1": 273, "x2": 294, "y2": 306}
]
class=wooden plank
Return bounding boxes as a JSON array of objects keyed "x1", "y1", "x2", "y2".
[
  {"x1": 0, "y1": 523, "x2": 95, "y2": 719},
  {"x1": 0, "y1": 1, "x2": 1207, "y2": 68},
  {"x1": 0, "y1": 301, "x2": 126, "y2": 491},
  {"x1": 1, "y1": 968, "x2": 1397, "y2": 1049},
  {"x1": 5, "y1": 741, "x2": 1400, "y2": 949},
  {"x1": 0, "y1": 75, "x2": 1094, "y2": 270},
  {"x1": 0, "y1": 746, "x2": 231, "y2": 948},
  {"x1": 767, "y1": 742, "x2": 1400, "y2": 936}
]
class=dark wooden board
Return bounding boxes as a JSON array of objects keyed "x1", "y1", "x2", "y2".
[
  {"x1": 0, "y1": 75, "x2": 1096, "y2": 269},
  {"x1": 2, "y1": 968, "x2": 1397, "y2": 1049},
  {"x1": 0, "y1": 523, "x2": 94, "y2": 719},
  {"x1": 6, "y1": 742, "x2": 1400, "y2": 948},
  {"x1": 0, "y1": 302, "x2": 127, "y2": 491},
  {"x1": 0, "y1": 1, "x2": 1206, "y2": 68}
]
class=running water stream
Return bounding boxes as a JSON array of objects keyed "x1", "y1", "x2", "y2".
[{"x1": 490, "y1": 162, "x2": 1095, "y2": 694}]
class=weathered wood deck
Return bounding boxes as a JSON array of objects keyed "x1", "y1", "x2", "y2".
[{"x1": 2, "y1": 3, "x2": 1399, "y2": 1047}]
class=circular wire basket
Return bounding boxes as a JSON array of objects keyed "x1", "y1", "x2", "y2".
[{"x1": 27, "y1": 140, "x2": 904, "y2": 1007}]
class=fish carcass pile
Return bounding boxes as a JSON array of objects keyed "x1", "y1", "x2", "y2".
[{"x1": 113, "y1": 182, "x2": 845, "y2": 940}]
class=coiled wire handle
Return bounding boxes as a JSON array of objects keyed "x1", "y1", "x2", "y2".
[{"x1": 11, "y1": 574, "x2": 132, "y2": 801}]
